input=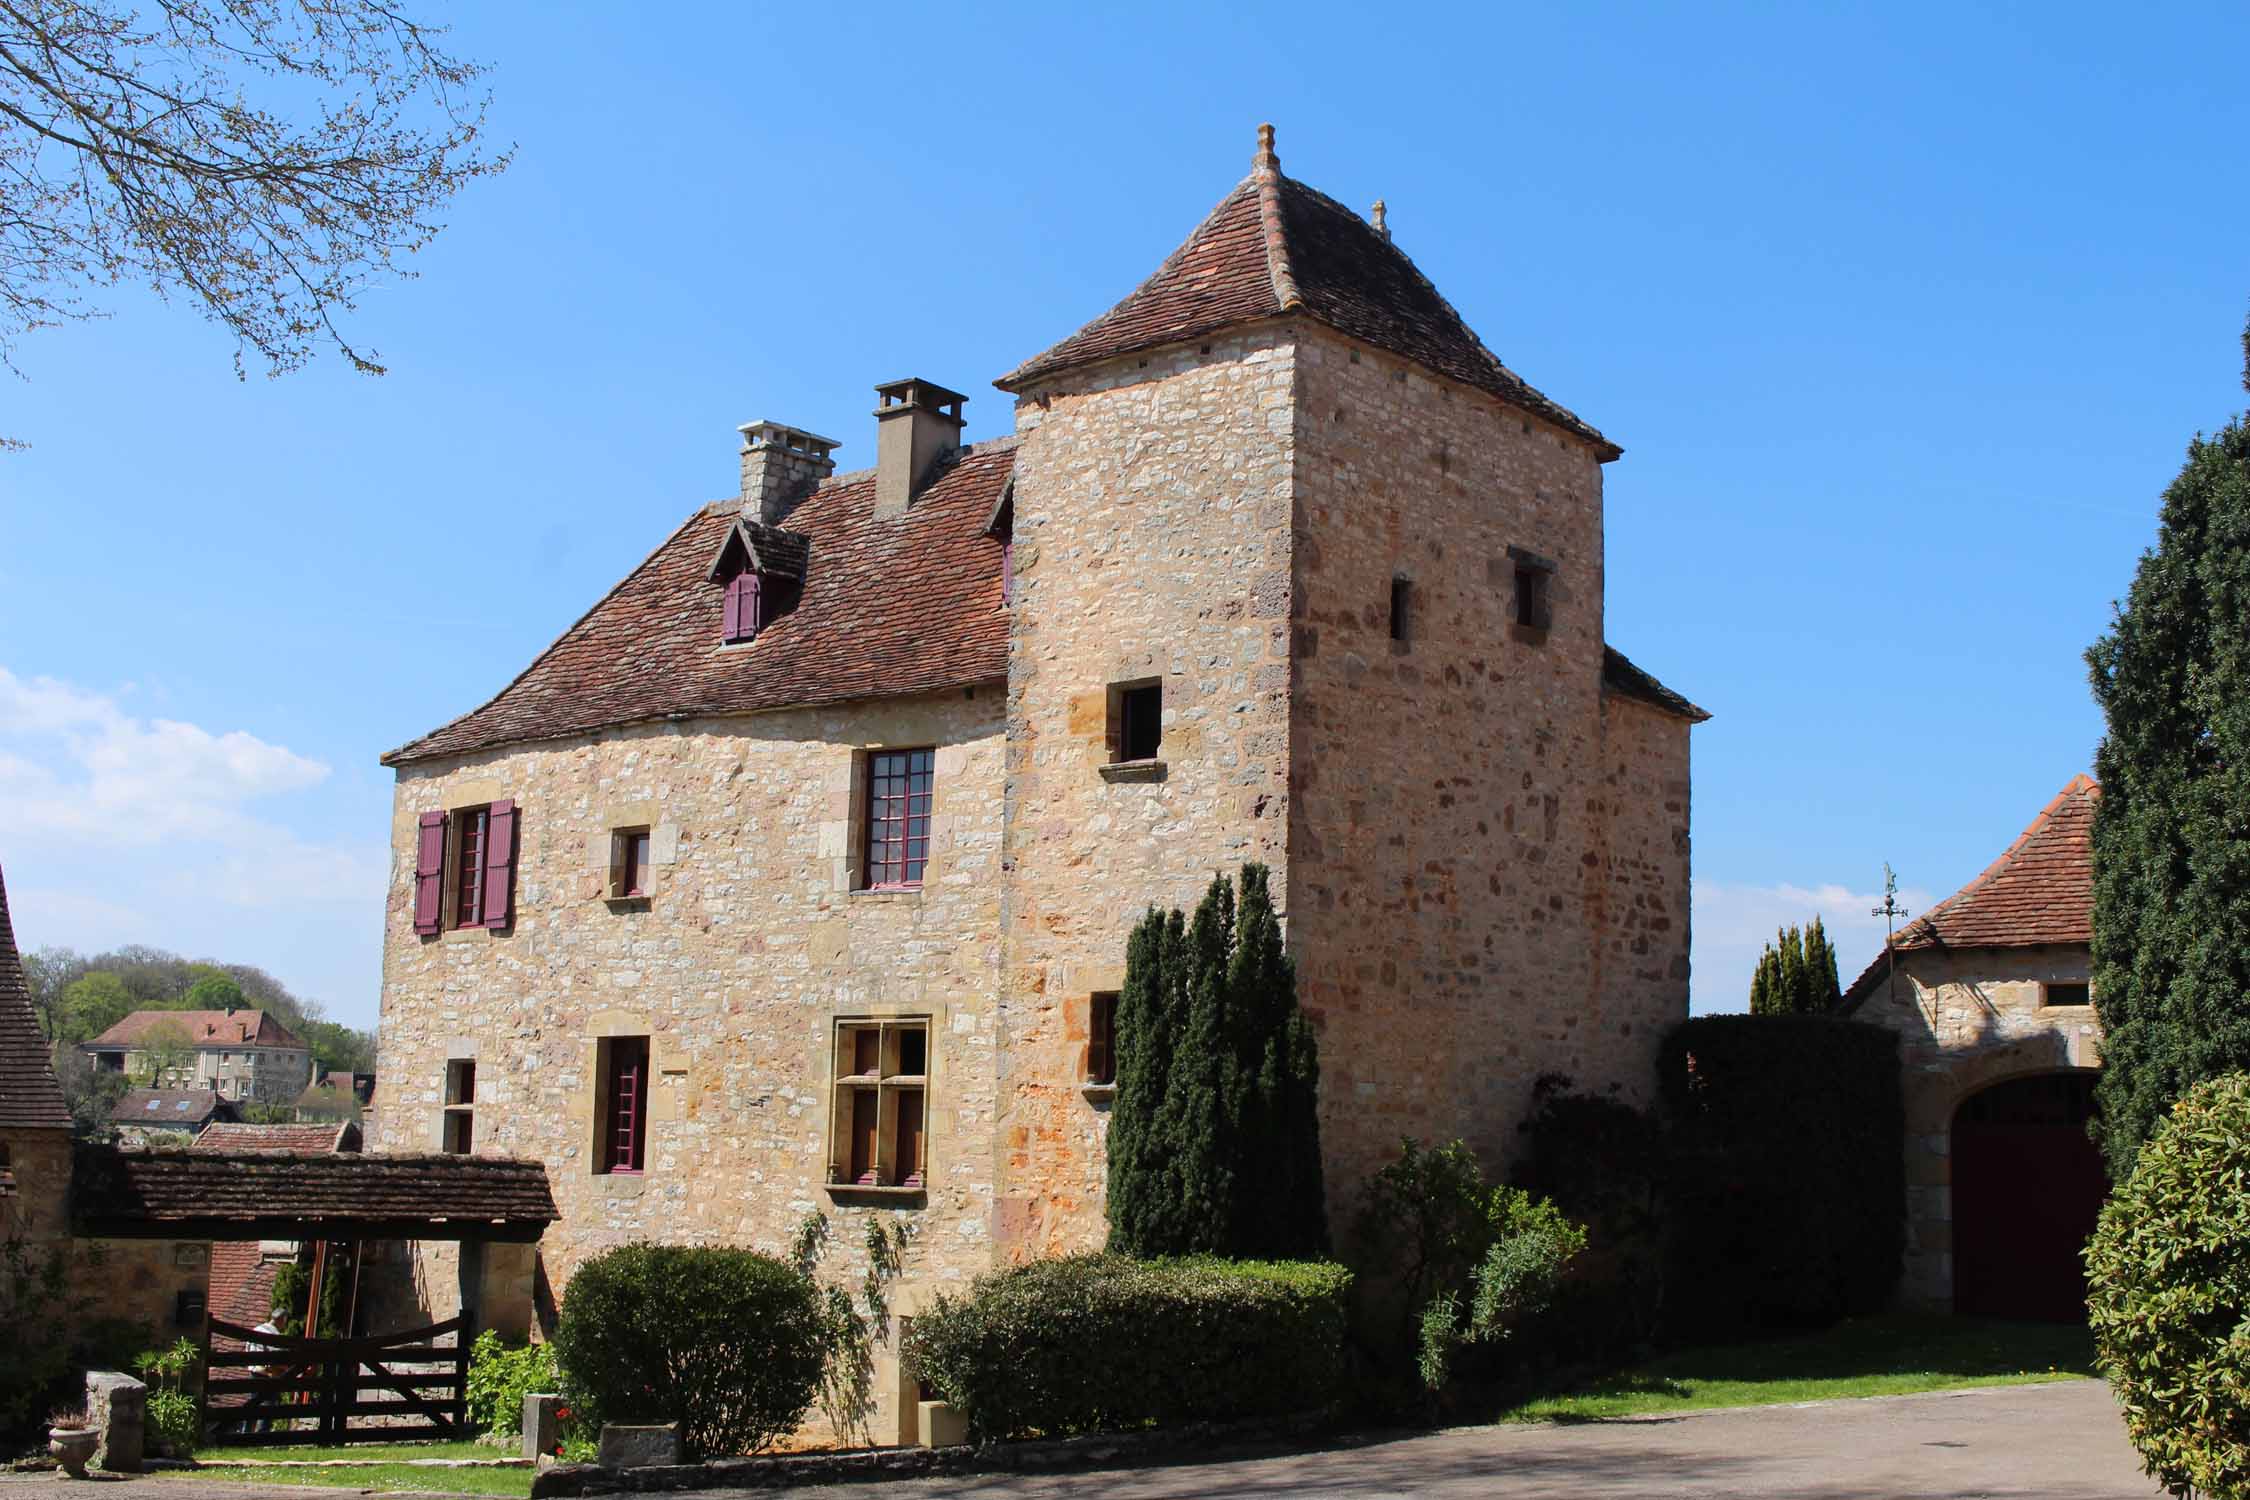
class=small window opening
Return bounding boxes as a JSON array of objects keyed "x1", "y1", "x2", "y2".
[
  {"x1": 596, "y1": 1036, "x2": 650, "y2": 1174},
  {"x1": 450, "y1": 806, "x2": 490, "y2": 927},
  {"x1": 2043, "y1": 982, "x2": 2091, "y2": 1008},
  {"x1": 609, "y1": 827, "x2": 652, "y2": 899},
  {"x1": 1513, "y1": 562, "x2": 1553, "y2": 632},
  {"x1": 1112, "y1": 682, "x2": 1162, "y2": 763},
  {"x1": 723, "y1": 568, "x2": 765, "y2": 644},
  {"x1": 442, "y1": 1059, "x2": 475, "y2": 1154},
  {"x1": 1390, "y1": 576, "x2": 1413, "y2": 642},
  {"x1": 1087, "y1": 993, "x2": 1118, "y2": 1087}
]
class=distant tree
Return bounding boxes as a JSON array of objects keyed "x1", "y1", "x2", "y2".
[
  {"x1": 1748, "y1": 920, "x2": 1841, "y2": 1015},
  {"x1": 2085, "y1": 318, "x2": 2250, "y2": 1176},
  {"x1": 24, "y1": 940, "x2": 374, "y2": 1073},
  {"x1": 133, "y1": 1018, "x2": 196, "y2": 1087},
  {"x1": 0, "y1": 0, "x2": 508, "y2": 402},
  {"x1": 54, "y1": 972, "x2": 136, "y2": 1045},
  {"x1": 1107, "y1": 864, "x2": 1326, "y2": 1258},
  {"x1": 52, "y1": 1047, "x2": 128, "y2": 1138},
  {"x1": 184, "y1": 974, "x2": 246, "y2": 1011}
]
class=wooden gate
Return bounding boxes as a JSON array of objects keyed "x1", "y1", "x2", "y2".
[
  {"x1": 1953, "y1": 1072, "x2": 2107, "y2": 1321},
  {"x1": 200, "y1": 1315, "x2": 473, "y2": 1445}
]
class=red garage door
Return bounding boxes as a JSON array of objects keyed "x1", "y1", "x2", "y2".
[{"x1": 1951, "y1": 1072, "x2": 2107, "y2": 1321}]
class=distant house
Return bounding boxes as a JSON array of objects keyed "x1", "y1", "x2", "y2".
[
  {"x1": 82, "y1": 1008, "x2": 313, "y2": 1104},
  {"x1": 111, "y1": 1087, "x2": 240, "y2": 1145},
  {"x1": 1841, "y1": 774, "x2": 2103, "y2": 1320}
]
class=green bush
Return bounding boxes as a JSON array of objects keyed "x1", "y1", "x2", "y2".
[
  {"x1": 549, "y1": 1244, "x2": 827, "y2": 1459},
  {"x1": 1512, "y1": 1074, "x2": 1669, "y2": 1363},
  {"x1": 464, "y1": 1331, "x2": 559, "y2": 1440},
  {"x1": 1657, "y1": 1016, "x2": 1903, "y2": 1337},
  {"x1": 2086, "y1": 1072, "x2": 2250, "y2": 1497},
  {"x1": 1351, "y1": 1138, "x2": 1585, "y2": 1398},
  {"x1": 132, "y1": 1338, "x2": 202, "y2": 1456},
  {"x1": 903, "y1": 1254, "x2": 1352, "y2": 1441}
]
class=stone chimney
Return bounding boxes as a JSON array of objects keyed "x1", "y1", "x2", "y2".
[
  {"x1": 873, "y1": 378, "x2": 967, "y2": 519},
  {"x1": 737, "y1": 421, "x2": 840, "y2": 525}
]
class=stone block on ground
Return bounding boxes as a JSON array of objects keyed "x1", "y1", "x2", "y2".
[
  {"x1": 597, "y1": 1422, "x2": 679, "y2": 1469},
  {"x1": 85, "y1": 1370, "x2": 146, "y2": 1472},
  {"x1": 523, "y1": 1392, "x2": 563, "y2": 1460},
  {"x1": 918, "y1": 1398, "x2": 969, "y2": 1448}
]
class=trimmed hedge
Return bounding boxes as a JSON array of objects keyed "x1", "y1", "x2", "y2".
[
  {"x1": 1657, "y1": 1016, "x2": 1904, "y2": 1336},
  {"x1": 549, "y1": 1244, "x2": 827, "y2": 1459},
  {"x1": 903, "y1": 1255, "x2": 1352, "y2": 1441},
  {"x1": 2086, "y1": 1072, "x2": 2250, "y2": 1497}
]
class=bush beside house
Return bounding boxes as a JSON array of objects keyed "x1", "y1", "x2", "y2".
[
  {"x1": 2086, "y1": 1072, "x2": 2250, "y2": 1498},
  {"x1": 549, "y1": 1244, "x2": 827, "y2": 1460},
  {"x1": 1657, "y1": 1016, "x2": 1905, "y2": 1337},
  {"x1": 904, "y1": 1255, "x2": 1351, "y2": 1442}
]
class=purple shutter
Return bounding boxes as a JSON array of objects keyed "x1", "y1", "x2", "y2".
[
  {"x1": 743, "y1": 572, "x2": 765, "y2": 636},
  {"x1": 722, "y1": 572, "x2": 744, "y2": 641},
  {"x1": 480, "y1": 798, "x2": 517, "y2": 930},
  {"x1": 413, "y1": 811, "x2": 446, "y2": 935}
]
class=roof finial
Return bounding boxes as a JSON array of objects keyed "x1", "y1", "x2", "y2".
[
  {"x1": 1371, "y1": 199, "x2": 1389, "y2": 242},
  {"x1": 1254, "y1": 122, "x2": 1279, "y2": 177}
]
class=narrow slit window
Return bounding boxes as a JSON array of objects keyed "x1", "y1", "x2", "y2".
[
  {"x1": 1087, "y1": 993, "x2": 1118, "y2": 1087},
  {"x1": 1514, "y1": 563, "x2": 1553, "y2": 632},
  {"x1": 1390, "y1": 577, "x2": 1412, "y2": 642},
  {"x1": 1114, "y1": 683, "x2": 1162, "y2": 762},
  {"x1": 597, "y1": 1036, "x2": 650, "y2": 1174},
  {"x1": 442, "y1": 1058, "x2": 475, "y2": 1154},
  {"x1": 609, "y1": 827, "x2": 652, "y2": 899}
]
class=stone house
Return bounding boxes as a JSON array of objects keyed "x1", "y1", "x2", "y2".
[
  {"x1": 110, "y1": 1087, "x2": 241, "y2": 1146},
  {"x1": 82, "y1": 1008, "x2": 314, "y2": 1104},
  {"x1": 372, "y1": 127, "x2": 1705, "y2": 1436},
  {"x1": 1840, "y1": 774, "x2": 2103, "y2": 1320}
]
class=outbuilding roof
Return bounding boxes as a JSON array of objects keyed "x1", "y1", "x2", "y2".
[
  {"x1": 384, "y1": 442, "x2": 1016, "y2": 765},
  {"x1": 1840, "y1": 774, "x2": 2098, "y2": 1010},
  {"x1": 1000, "y1": 126, "x2": 1618, "y2": 459},
  {"x1": 112, "y1": 1088, "x2": 235, "y2": 1127},
  {"x1": 86, "y1": 1008, "x2": 307, "y2": 1051},
  {"x1": 193, "y1": 1120, "x2": 361, "y2": 1155},
  {"x1": 1602, "y1": 647, "x2": 1711, "y2": 723},
  {"x1": 0, "y1": 863, "x2": 71, "y2": 1132},
  {"x1": 72, "y1": 1146, "x2": 559, "y2": 1242}
]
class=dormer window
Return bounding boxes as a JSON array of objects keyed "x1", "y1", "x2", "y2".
[{"x1": 722, "y1": 567, "x2": 765, "y2": 644}]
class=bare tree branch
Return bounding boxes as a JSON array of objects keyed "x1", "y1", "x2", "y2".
[{"x1": 0, "y1": 0, "x2": 509, "y2": 396}]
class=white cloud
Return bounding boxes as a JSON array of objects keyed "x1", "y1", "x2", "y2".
[
  {"x1": 1691, "y1": 877, "x2": 1936, "y2": 1015},
  {"x1": 0, "y1": 667, "x2": 386, "y2": 1026},
  {"x1": 0, "y1": 667, "x2": 328, "y2": 843}
]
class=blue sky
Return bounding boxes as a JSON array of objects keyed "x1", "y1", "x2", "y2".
[{"x1": 2, "y1": 2, "x2": 2244, "y2": 1031}]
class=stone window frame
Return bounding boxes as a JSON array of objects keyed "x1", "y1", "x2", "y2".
[
  {"x1": 1099, "y1": 680, "x2": 1167, "y2": 783},
  {"x1": 606, "y1": 825, "x2": 653, "y2": 903},
  {"x1": 1505, "y1": 545, "x2": 1556, "y2": 642},
  {"x1": 2040, "y1": 980, "x2": 2093, "y2": 1009},
  {"x1": 593, "y1": 1035, "x2": 652, "y2": 1176},
  {"x1": 1084, "y1": 992, "x2": 1118, "y2": 1095},
  {"x1": 824, "y1": 1014, "x2": 932, "y2": 1200},
  {"x1": 858, "y1": 748, "x2": 936, "y2": 892},
  {"x1": 441, "y1": 1057, "x2": 476, "y2": 1155}
]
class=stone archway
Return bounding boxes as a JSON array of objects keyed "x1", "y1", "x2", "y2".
[{"x1": 1950, "y1": 1070, "x2": 2105, "y2": 1321}]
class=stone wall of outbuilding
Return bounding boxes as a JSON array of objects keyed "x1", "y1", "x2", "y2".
[{"x1": 1848, "y1": 942, "x2": 2102, "y2": 1308}]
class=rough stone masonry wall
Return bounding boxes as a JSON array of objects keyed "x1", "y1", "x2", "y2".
[
  {"x1": 1, "y1": 1127, "x2": 204, "y2": 1351},
  {"x1": 374, "y1": 690, "x2": 1005, "y2": 1438},
  {"x1": 1286, "y1": 325, "x2": 1689, "y2": 1210},
  {"x1": 1851, "y1": 942, "x2": 2100, "y2": 1308},
  {"x1": 995, "y1": 327, "x2": 1299, "y2": 1258}
]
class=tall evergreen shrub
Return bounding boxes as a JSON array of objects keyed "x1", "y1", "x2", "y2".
[
  {"x1": 2086, "y1": 325, "x2": 2250, "y2": 1176},
  {"x1": 1747, "y1": 918, "x2": 1841, "y2": 1014},
  {"x1": 1106, "y1": 864, "x2": 1326, "y2": 1258}
]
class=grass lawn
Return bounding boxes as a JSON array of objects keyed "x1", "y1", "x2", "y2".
[
  {"x1": 1498, "y1": 1314, "x2": 2099, "y2": 1423},
  {"x1": 179, "y1": 1463, "x2": 532, "y2": 1495},
  {"x1": 191, "y1": 1440, "x2": 510, "y2": 1464}
]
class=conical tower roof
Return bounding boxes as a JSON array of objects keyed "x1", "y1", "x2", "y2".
[
  {"x1": 0, "y1": 862, "x2": 72, "y2": 1130},
  {"x1": 999, "y1": 126, "x2": 1618, "y2": 460}
]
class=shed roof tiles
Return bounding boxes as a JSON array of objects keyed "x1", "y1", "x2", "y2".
[
  {"x1": 72, "y1": 1146, "x2": 559, "y2": 1240},
  {"x1": 0, "y1": 863, "x2": 71, "y2": 1132},
  {"x1": 193, "y1": 1120, "x2": 360, "y2": 1155}
]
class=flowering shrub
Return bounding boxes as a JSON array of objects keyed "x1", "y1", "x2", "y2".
[{"x1": 463, "y1": 1331, "x2": 558, "y2": 1440}]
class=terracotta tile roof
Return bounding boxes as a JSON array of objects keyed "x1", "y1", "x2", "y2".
[
  {"x1": 72, "y1": 1146, "x2": 560, "y2": 1240},
  {"x1": 0, "y1": 863, "x2": 71, "y2": 1131},
  {"x1": 384, "y1": 442, "x2": 1017, "y2": 765},
  {"x1": 207, "y1": 1240, "x2": 280, "y2": 1330},
  {"x1": 999, "y1": 135, "x2": 1617, "y2": 460},
  {"x1": 1840, "y1": 775, "x2": 2098, "y2": 1010},
  {"x1": 193, "y1": 1120, "x2": 360, "y2": 1155},
  {"x1": 112, "y1": 1088, "x2": 234, "y2": 1127},
  {"x1": 85, "y1": 1008, "x2": 307, "y2": 1051},
  {"x1": 1602, "y1": 646, "x2": 1711, "y2": 723}
]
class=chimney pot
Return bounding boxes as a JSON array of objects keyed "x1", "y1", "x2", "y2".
[
  {"x1": 738, "y1": 421, "x2": 840, "y2": 525},
  {"x1": 873, "y1": 378, "x2": 968, "y2": 518}
]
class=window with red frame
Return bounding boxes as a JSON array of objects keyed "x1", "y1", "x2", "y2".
[
  {"x1": 596, "y1": 1036, "x2": 649, "y2": 1174},
  {"x1": 862, "y1": 749, "x2": 934, "y2": 889},
  {"x1": 451, "y1": 806, "x2": 488, "y2": 926}
]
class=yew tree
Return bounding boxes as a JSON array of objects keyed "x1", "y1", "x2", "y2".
[
  {"x1": 2086, "y1": 321, "x2": 2250, "y2": 1177},
  {"x1": 1106, "y1": 864, "x2": 1326, "y2": 1258}
]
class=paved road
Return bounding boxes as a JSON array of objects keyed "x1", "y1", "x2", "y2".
[{"x1": 0, "y1": 1380, "x2": 2162, "y2": 1499}]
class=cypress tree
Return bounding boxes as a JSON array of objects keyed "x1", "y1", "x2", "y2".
[
  {"x1": 1105, "y1": 863, "x2": 1328, "y2": 1257},
  {"x1": 2085, "y1": 322, "x2": 2250, "y2": 1176},
  {"x1": 1803, "y1": 917, "x2": 1842, "y2": 1011},
  {"x1": 1775, "y1": 925, "x2": 1807, "y2": 1014}
]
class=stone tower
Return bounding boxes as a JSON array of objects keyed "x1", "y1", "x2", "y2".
[{"x1": 989, "y1": 126, "x2": 1704, "y2": 1254}]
